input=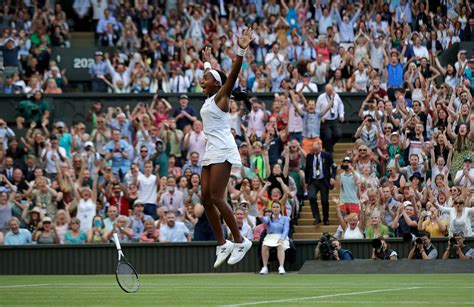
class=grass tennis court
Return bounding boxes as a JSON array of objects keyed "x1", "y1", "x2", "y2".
[{"x1": 1, "y1": 274, "x2": 473, "y2": 306}]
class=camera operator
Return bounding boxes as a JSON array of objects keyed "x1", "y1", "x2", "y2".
[
  {"x1": 408, "y1": 231, "x2": 438, "y2": 260},
  {"x1": 442, "y1": 231, "x2": 473, "y2": 260},
  {"x1": 314, "y1": 233, "x2": 353, "y2": 260},
  {"x1": 371, "y1": 237, "x2": 398, "y2": 260}
]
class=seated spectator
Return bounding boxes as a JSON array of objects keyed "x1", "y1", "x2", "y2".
[
  {"x1": 335, "y1": 201, "x2": 363, "y2": 240},
  {"x1": 259, "y1": 201, "x2": 290, "y2": 275},
  {"x1": 159, "y1": 211, "x2": 191, "y2": 243},
  {"x1": 418, "y1": 206, "x2": 448, "y2": 238},
  {"x1": 408, "y1": 231, "x2": 438, "y2": 260},
  {"x1": 228, "y1": 207, "x2": 253, "y2": 241},
  {"x1": 365, "y1": 213, "x2": 390, "y2": 239},
  {"x1": 4, "y1": 217, "x2": 32, "y2": 245},
  {"x1": 140, "y1": 219, "x2": 160, "y2": 243},
  {"x1": 105, "y1": 215, "x2": 134, "y2": 243},
  {"x1": 128, "y1": 200, "x2": 153, "y2": 241},
  {"x1": 86, "y1": 215, "x2": 107, "y2": 243},
  {"x1": 64, "y1": 218, "x2": 87, "y2": 244},
  {"x1": 33, "y1": 216, "x2": 59, "y2": 244},
  {"x1": 391, "y1": 201, "x2": 420, "y2": 238}
]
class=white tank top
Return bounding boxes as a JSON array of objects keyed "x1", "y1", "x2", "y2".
[
  {"x1": 77, "y1": 199, "x2": 96, "y2": 232},
  {"x1": 343, "y1": 225, "x2": 364, "y2": 239},
  {"x1": 200, "y1": 94, "x2": 238, "y2": 151}
]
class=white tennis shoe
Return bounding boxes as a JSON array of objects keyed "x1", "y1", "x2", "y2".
[
  {"x1": 214, "y1": 240, "x2": 234, "y2": 268},
  {"x1": 259, "y1": 266, "x2": 269, "y2": 275},
  {"x1": 278, "y1": 266, "x2": 286, "y2": 275},
  {"x1": 228, "y1": 237, "x2": 252, "y2": 265}
]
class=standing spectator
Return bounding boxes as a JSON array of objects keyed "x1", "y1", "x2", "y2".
[
  {"x1": 317, "y1": 84, "x2": 344, "y2": 153},
  {"x1": 4, "y1": 217, "x2": 32, "y2": 245},
  {"x1": 173, "y1": 95, "x2": 197, "y2": 130},
  {"x1": 104, "y1": 129, "x2": 132, "y2": 179},
  {"x1": 184, "y1": 121, "x2": 206, "y2": 161},
  {"x1": 337, "y1": 157, "x2": 360, "y2": 216},
  {"x1": 89, "y1": 51, "x2": 109, "y2": 92},
  {"x1": 391, "y1": 201, "x2": 420, "y2": 238},
  {"x1": 246, "y1": 100, "x2": 267, "y2": 139},
  {"x1": 305, "y1": 140, "x2": 336, "y2": 225},
  {"x1": 169, "y1": 68, "x2": 191, "y2": 93},
  {"x1": 159, "y1": 211, "x2": 191, "y2": 243},
  {"x1": 95, "y1": 9, "x2": 119, "y2": 36},
  {"x1": 135, "y1": 161, "x2": 158, "y2": 220}
]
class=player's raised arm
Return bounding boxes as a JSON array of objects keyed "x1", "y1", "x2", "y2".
[{"x1": 214, "y1": 28, "x2": 254, "y2": 112}]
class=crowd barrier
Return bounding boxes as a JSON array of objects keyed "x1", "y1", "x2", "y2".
[{"x1": 1, "y1": 238, "x2": 472, "y2": 275}]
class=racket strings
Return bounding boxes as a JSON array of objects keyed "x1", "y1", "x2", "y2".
[{"x1": 117, "y1": 263, "x2": 139, "y2": 292}]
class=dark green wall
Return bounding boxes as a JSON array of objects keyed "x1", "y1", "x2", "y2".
[
  {"x1": 1, "y1": 93, "x2": 364, "y2": 138},
  {"x1": 0, "y1": 238, "x2": 470, "y2": 275}
]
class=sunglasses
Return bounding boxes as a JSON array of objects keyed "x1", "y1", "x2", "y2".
[
  {"x1": 141, "y1": 150, "x2": 148, "y2": 153},
  {"x1": 454, "y1": 201, "x2": 464, "y2": 205}
]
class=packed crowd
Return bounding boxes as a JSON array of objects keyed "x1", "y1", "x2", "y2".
[
  {"x1": 0, "y1": 1, "x2": 473, "y2": 261},
  {"x1": 1, "y1": 1, "x2": 474, "y2": 94}
]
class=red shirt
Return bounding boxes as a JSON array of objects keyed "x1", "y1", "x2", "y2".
[{"x1": 108, "y1": 195, "x2": 130, "y2": 216}]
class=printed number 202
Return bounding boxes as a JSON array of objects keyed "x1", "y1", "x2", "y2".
[{"x1": 73, "y1": 58, "x2": 94, "y2": 69}]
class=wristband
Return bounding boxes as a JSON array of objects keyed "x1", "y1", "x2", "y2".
[
  {"x1": 204, "y1": 62, "x2": 212, "y2": 70},
  {"x1": 237, "y1": 47, "x2": 247, "y2": 57}
]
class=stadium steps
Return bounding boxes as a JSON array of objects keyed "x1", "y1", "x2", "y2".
[
  {"x1": 70, "y1": 32, "x2": 96, "y2": 48},
  {"x1": 292, "y1": 142, "x2": 353, "y2": 241}
]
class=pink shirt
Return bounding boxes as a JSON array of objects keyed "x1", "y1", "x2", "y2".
[
  {"x1": 188, "y1": 131, "x2": 206, "y2": 161},
  {"x1": 247, "y1": 109, "x2": 266, "y2": 138},
  {"x1": 287, "y1": 100, "x2": 303, "y2": 133}
]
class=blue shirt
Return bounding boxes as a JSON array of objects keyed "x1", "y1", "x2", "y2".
[
  {"x1": 5, "y1": 229, "x2": 32, "y2": 245},
  {"x1": 109, "y1": 120, "x2": 134, "y2": 144},
  {"x1": 181, "y1": 162, "x2": 202, "y2": 175},
  {"x1": 262, "y1": 215, "x2": 290, "y2": 240},
  {"x1": 387, "y1": 63, "x2": 404, "y2": 88},
  {"x1": 89, "y1": 61, "x2": 109, "y2": 78},
  {"x1": 302, "y1": 111, "x2": 322, "y2": 138},
  {"x1": 104, "y1": 140, "x2": 132, "y2": 175}
]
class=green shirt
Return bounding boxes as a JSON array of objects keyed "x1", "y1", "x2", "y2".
[{"x1": 365, "y1": 224, "x2": 390, "y2": 239}]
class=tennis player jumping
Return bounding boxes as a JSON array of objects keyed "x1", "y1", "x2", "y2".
[{"x1": 200, "y1": 28, "x2": 254, "y2": 268}]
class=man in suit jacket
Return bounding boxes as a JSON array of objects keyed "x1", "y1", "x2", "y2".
[
  {"x1": 304, "y1": 140, "x2": 336, "y2": 225},
  {"x1": 462, "y1": 17, "x2": 474, "y2": 41}
]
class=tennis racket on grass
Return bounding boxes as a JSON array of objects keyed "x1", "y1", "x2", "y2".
[{"x1": 113, "y1": 233, "x2": 140, "y2": 293}]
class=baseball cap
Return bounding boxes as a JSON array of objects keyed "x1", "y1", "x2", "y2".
[
  {"x1": 95, "y1": 51, "x2": 104, "y2": 56},
  {"x1": 84, "y1": 141, "x2": 94, "y2": 148},
  {"x1": 29, "y1": 207, "x2": 41, "y2": 214},
  {"x1": 133, "y1": 199, "x2": 145, "y2": 207},
  {"x1": 463, "y1": 157, "x2": 472, "y2": 163},
  {"x1": 342, "y1": 156, "x2": 351, "y2": 163},
  {"x1": 403, "y1": 201, "x2": 413, "y2": 208},
  {"x1": 179, "y1": 94, "x2": 188, "y2": 99},
  {"x1": 239, "y1": 142, "x2": 248, "y2": 148},
  {"x1": 42, "y1": 216, "x2": 52, "y2": 223},
  {"x1": 55, "y1": 121, "x2": 65, "y2": 128}
]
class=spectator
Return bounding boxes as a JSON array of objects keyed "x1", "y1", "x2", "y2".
[
  {"x1": 86, "y1": 215, "x2": 107, "y2": 243},
  {"x1": 128, "y1": 200, "x2": 153, "y2": 242},
  {"x1": 140, "y1": 219, "x2": 159, "y2": 243},
  {"x1": 317, "y1": 84, "x2": 344, "y2": 153},
  {"x1": 4, "y1": 217, "x2": 32, "y2": 245},
  {"x1": 228, "y1": 207, "x2": 253, "y2": 241},
  {"x1": 64, "y1": 218, "x2": 87, "y2": 244},
  {"x1": 173, "y1": 95, "x2": 197, "y2": 130},
  {"x1": 159, "y1": 211, "x2": 191, "y2": 243},
  {"x1": 436, "y1": 197, "x2": 474, "y2": 237},
  {"x1": 89, "y1": 51, "x2": 109, "y2": 92}
]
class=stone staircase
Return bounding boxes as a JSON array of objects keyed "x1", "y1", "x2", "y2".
[{"x1": 292, "y1": 142, "x2": 353, "y2": 240}]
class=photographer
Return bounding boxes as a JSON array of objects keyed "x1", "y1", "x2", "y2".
[
  {"x1": 442, "y1": 231, "x2": 473, "y2": 260},
  {"x1": 332, "y1": 239, "x2": 354, "y2": 260},
  {"x1": 371, "y1": 237, "x2": 398, "y2": 260},
  {"x1": 315, "y1": 233, "x2": 353, "y2": 260},
  {"x1": 408, "y1": 231, "x2": 438, "y2": 260}
]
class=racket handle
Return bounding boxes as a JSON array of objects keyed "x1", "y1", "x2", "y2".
[{"x1": 113, "y1": 233, "x2": 122, "y2": 250}]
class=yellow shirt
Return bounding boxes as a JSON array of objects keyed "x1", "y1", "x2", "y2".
[{"x1": 422, "y1": 219, "x2": 448, "y2": 237}]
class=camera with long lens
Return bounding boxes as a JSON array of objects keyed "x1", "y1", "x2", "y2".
[
  {"x1": 449, "y1": 237, "x2": 457, "y2": 246},
  {"x1": 318, "y1": 233, "x2": 336, "y2": 260},
  {"x1": 415, "y1": 237, "x2": 423, "y2": 245}
]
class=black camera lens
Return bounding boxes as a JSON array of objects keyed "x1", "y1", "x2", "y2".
[
  {"x1": 415, "y1": 238, "x2": 423, "y2": 244},
  {"x1": 371, "y1": 238, "x2": 382, "y2": 250},
  {"x1": 449, "y1": 237, "x2": 457, "y2": 245}
]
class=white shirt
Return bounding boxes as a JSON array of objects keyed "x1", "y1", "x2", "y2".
[
  {"x1": 41, "y1": 147, "x2": 67, "y2": 174},
  {"x1": 169, "y1": 75, "x2": 190, "y2": 93},
  {"x1": 316, "y1": 93, "x2": 344, "y2": 121},
  {"x1": 77, "y1": 198, "x2": 96, "y2": 233},
  {"x1": 90, "y1": 0, "x2": 107, "y2": 20},
  {"x1": 137, "y1": 173, "x2": 158, "y2": 204},
  {"x1": 105, "y1": 58, "x2": 136, "y2": 88},
  {"x1": 413, "y1": 45, "x2": 429, "y2": 59},
  {"x1": 295, "y1": 82, "x2": 318, "y2": 93},
  {"x1": 187, "y1": 131, "x2": 206, "y2": 161},
  {"x1": 454, "y1": 168, "x2": 474, "y2": 192},
  {"x1": 246, "y1": 109, "x2": 266, "y2": 138},
  {"x1": 159, "y1": 222, "x2": 189, "y2": 242}
]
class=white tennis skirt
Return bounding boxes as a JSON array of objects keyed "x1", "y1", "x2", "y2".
[
  {"x1": 202, "y1": 147, "x2": 242, "y2": 168},
  {"x1": 262, "y1": 234, "x2": 290, "y2": 250}
]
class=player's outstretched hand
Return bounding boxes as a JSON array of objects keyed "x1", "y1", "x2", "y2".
[
  {"x1": 238, "y1": 28, "x2": 255, "y2": 49},
  {"x1": 202, "y1": 46, "x2": 212, "y2": 63}
]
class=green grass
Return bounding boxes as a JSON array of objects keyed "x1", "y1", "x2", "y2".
[{"x1": 1, "y1": 274, "x2": 473, "y2": 306}]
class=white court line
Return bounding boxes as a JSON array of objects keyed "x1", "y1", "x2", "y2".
[
  {"x1": 299, "y1": 301, "x2": 474, "y2": 305},
  {"x1": 0, "y1": 284, "x2": 51, "y2": 289},
  {"x1": 222, "y1": 287, "x2": 421, "y2": 307}
]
